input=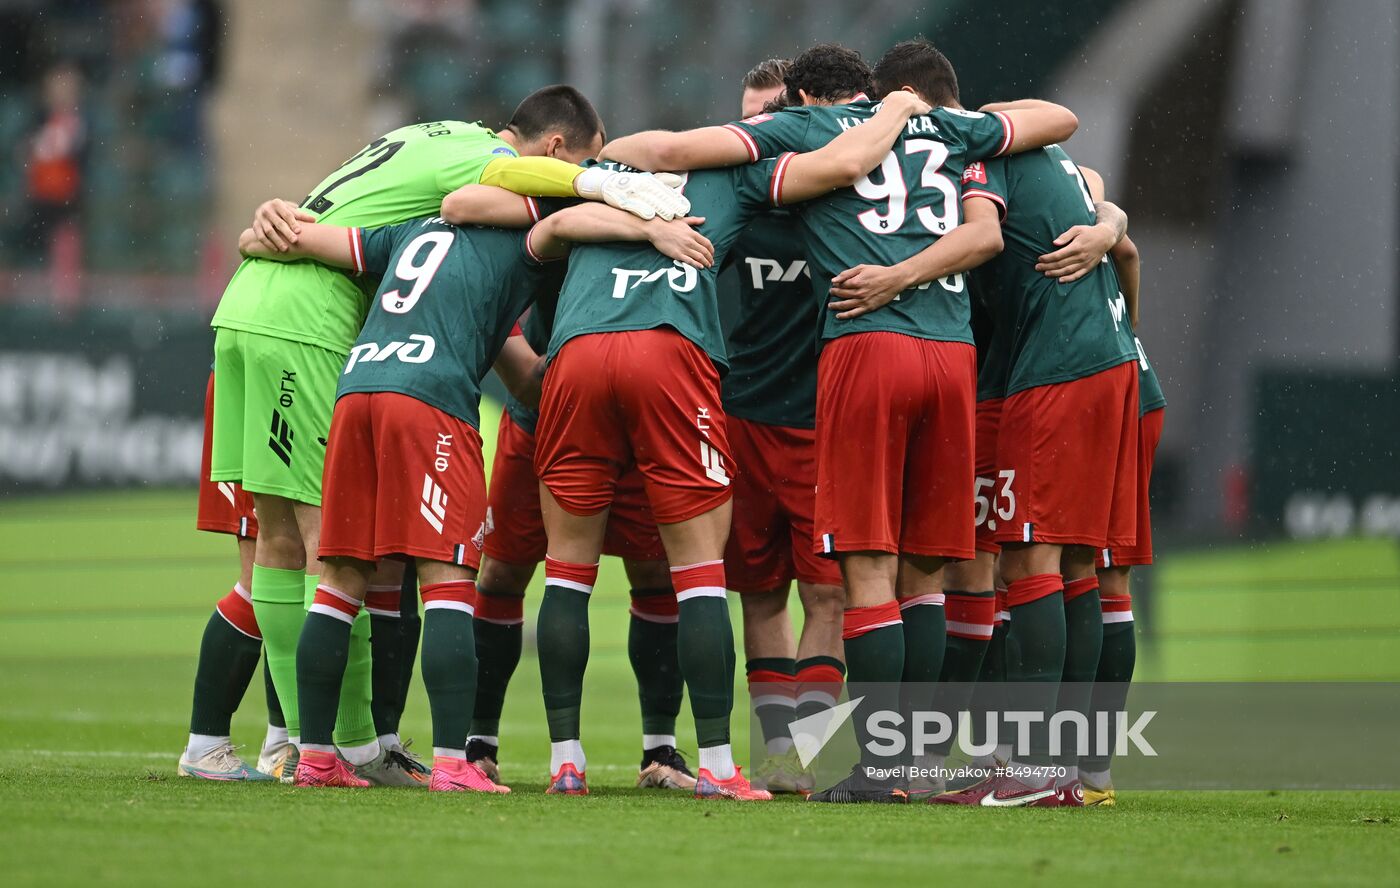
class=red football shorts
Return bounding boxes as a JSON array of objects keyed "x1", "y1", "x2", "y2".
[
  {"x1": 535, "y1": 329, "x2": 733, "y2": 525},
  {"x1": 814, "y1": 332, "x2": 976, "y2": 560},
  {"x1": 483, "y1": 411, "x2": 665, "y2": 565},
  {"x1": 973, "y1": 397, "x2": 1004, "y2": 555},
  {"x1": 1098, "y1": 406, "x2": 1165, "y2": 568},
  {"x1": 725, "y1": 416, "x2": 842, "y2": 592},
  {"x1": 319, "y1": 392, "x2": 486, "y2": 568},
  {"x1": 196, "y1": 371, "x2": 258, "y2": 538},
  {"x1": 994, "y1": 361, "x2": 1139, "y2": 549}
]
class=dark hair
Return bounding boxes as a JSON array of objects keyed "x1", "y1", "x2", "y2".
[
  {"x1": 742, "y1": 58, "x2": 790, "y2": 91},
  {"x1": 783, "y1": 43, "x2": 873, "y2": 103},
  {"x1": 506, "y1": 84, "x2": 605, "y2": 149},
  {"x1": 873, "y1": 38, "x2": 960, "y2": 106}
]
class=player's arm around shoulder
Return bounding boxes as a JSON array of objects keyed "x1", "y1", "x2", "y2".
[
  {"x1": 238, "y1": 221, "x2": 357, "y2": 270},
  {"x1": 598, "y1": 126, "x2": 753, "y2": 172},
  {"x1": 1036, "y1": 165, "x2": 1132, "y2": 284},
  {"x1": 827, "y1": 196, "x2": 1004, "y2": 320},
  {"x1": 525, "y1": 203, "x2": 714, "y2": 269},
  {"x1": 778, "y1": 90, "x2": 932, "y2": 204},
  {"x1": 441, "y1": 184, "x2": 542, "y2": 228},
  {"x1": 978, "y1": 98, "x2": 1079, "y2": 154}
]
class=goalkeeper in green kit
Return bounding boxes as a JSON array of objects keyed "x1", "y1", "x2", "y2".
[{"x1": 187, "y1": 86, "x2": 688, "y2": 783}]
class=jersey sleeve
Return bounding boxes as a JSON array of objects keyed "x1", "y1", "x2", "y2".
[
  {"x1": 435, "y1": 144, "x2": 515, "y2": 194},
  {"x1": 722, "y1": 110, "x2": 812, "y2": 162},
  {"x1": 960, "y1": 158, "x2": 1008, "y2": 219},
  {"x1": 729, "y1": 156, "x2": 791, "y2": 211},
  {"x1": 351, "y1": 220, "x2": 415, "y2": 276},
  {"x1": 941, "y1": 108, "x2": 1014, "y2": 161}
]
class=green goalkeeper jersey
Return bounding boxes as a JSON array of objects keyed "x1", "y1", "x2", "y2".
[
  {"x1": 212, "y1": 121, "x2": 519, "y2": 354},
  {"x1": 725, "y1": 101, "x2": 1012, "y2": 346},
  {"x1": 338, "y1": 216, "x2": 565, "y2": 431}
]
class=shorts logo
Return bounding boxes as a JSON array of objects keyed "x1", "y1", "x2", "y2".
[
  {"x1": 217, "y1": 482, "x2": 237, "y2": 507},
  {"x1": 472, "y1": 507, "x2": 494, "y2": 551},
  {"x1": 420, "y1": 474, "x2": 448, "y2": 534},
  {"x1": 700, "y1": 441, "x2": 729, "y2": 487},
  {"x1": 434, "y1": 432, "x2": 453, "y2": 471},
  {"x1": 268, "y1": 410, "x2": 294, "y2": 467},
  {"x1": 278, "y1": 370, "x2": 297, "y2": 408}
]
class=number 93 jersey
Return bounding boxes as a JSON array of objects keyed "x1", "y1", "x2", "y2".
[
  {"x1": 337, "y1": 216, "x2": 566, "y2": 431},
  {"x1": 214, "y1": 121, "x2": 518, "y2": 355},
  {"x1": 725, "y1": 102, "x2": 1013, "y2": 346}
]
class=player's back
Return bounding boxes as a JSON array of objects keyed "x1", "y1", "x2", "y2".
[
  {"x1": 214, "y1": 121, "x2": 517, "y2": 355},
  {"x1": 970, "y1": 145, "x2": 1137, "y2": 395},
  {"x1": 722, "y1": 210, "x2": 819, "y2": 429},
  {"x1": 730, "y1": 101, "x2": 1011, "y2": 345},
  {"x1": 341, "y1": 217, "x2": 562, "y2": 430},
  {"x1": 548, "y1": 161, "x2": 775, "y2": 370}
]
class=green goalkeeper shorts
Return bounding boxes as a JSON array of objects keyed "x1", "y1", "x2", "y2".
[{"x1": 210, "y1": 327, "x2": 345, "y2": 507}]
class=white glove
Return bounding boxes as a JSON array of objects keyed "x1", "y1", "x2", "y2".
[{"x1": 576, "y1": 167, "x2": 691, "y2": 221}]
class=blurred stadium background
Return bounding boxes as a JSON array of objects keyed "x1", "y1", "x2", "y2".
[{"x1": 0, "y1": 0, "x2": 1397, "y2": 682}]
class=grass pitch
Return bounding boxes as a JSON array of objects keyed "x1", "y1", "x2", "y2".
[{"x1": 2, "y1": 423, "x2": 1398, "y2": 885}]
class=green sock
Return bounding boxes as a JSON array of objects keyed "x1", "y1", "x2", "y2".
[
  {"x1": 927, "y1": 590, "x2": 994, "y2": 757},
  {"x1": 314, "y1": 575, "x2": 376, "y2": 750},
  {"x1": 1082, "y1": 617, "x2": 1136, "y2": 774},
  {"x1": 1005, "y1": 582, "x2": 1066, "y2": 766},
  {"x1": 537, "y1": 585, "x2": 591, "y2": 742},
  {"x1": 900, "y1": 602, "x2": 945, "y2": 718},
  {"x1": 420, "y1": 607, "x2": 476, "y2": 752},
  {"x1": 263, "y1": 655, "x2": 285, "y2": 728},
  {"x1": 1055, "y1": 585, "x2": 1103, "y2": 773},
  {"x1": 250, "y1": 565, "x2": 307, "y2": 736},
  {"x1": 471, "y1": 592, "x2": 523, "y2": 738},
  {"x1": 678, "y1": 597, "x2": 735, "y2": 747},
  {"x1": 969, "y1": 622, "x2": 1008, "y2": 753},
  {"x1": 395, "y1": 575, "x2": 421, "y2": 730},
  {"x1": 844, "y1": 619, "x2": 905, "y2": 767},
  {"x1": 295, "y1": 610, "x2": 352, "y2": 747},
  {"x1": 629, "y1": 588, "x2": 684, "y2": 738},
  {"x1": 369, "y1": 609, "x2": 404, "y2": 737},
  {"x1": 744, "y1": 656, "x2": 797, "y2": 747},
  {"x1": 188, "y1": 609, "x2": 262, "y2": 735}
]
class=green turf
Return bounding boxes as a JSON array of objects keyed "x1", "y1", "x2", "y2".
[{"x1": 2, "y1": 428, "x2": 1399, "y2": 885}]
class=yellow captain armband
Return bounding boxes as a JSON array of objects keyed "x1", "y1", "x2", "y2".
[{"x1": 478, "y1": 156, "x2": 583, "y2": 198}]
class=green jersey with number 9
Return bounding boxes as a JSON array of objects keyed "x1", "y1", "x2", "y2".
[
  {"x1": 213, "y1": 121, "x2": 518, "y2": 354},
  {"x1": 336, "y1": 217, "x2": 565, "y2": 431},
  {"x1": 724, "y1": 102, "x2": 1013, "y2": 345}
]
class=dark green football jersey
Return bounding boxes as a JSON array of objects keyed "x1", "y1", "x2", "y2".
[
  {"x1": 965, "y1": 146, "x2": 1138, "y2": 397},
  {"x1": 720, "y1": 210, "x2": 818, "y2": 429},
  {"x1": 502, "y1": 307, "x2": 553, "y2": 436},
  {"x1": 726, "y1": 102, "x2": 1012, "y2": 345},
  {"x1": 547, "y1": 160, "x2": 782, "y2": 368},
  {"x1": 972, "y1": 278, "x2": 1011, "y2": 403},
  {"x1": 1135, "y1": 335, "x2": 1166, "y2": 415},
  {"x1": 338, "y1": 217, "x2": 565, "y2": 430}
]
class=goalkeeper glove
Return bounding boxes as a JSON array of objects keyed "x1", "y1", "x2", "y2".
[{"x1": 575, "y1": 167, "x2": 690, "y2": 221}]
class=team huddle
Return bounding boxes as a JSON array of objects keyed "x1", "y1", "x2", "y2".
[{"x1": 179, "y1": 38, "x2": 1164, "y2": 808}]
